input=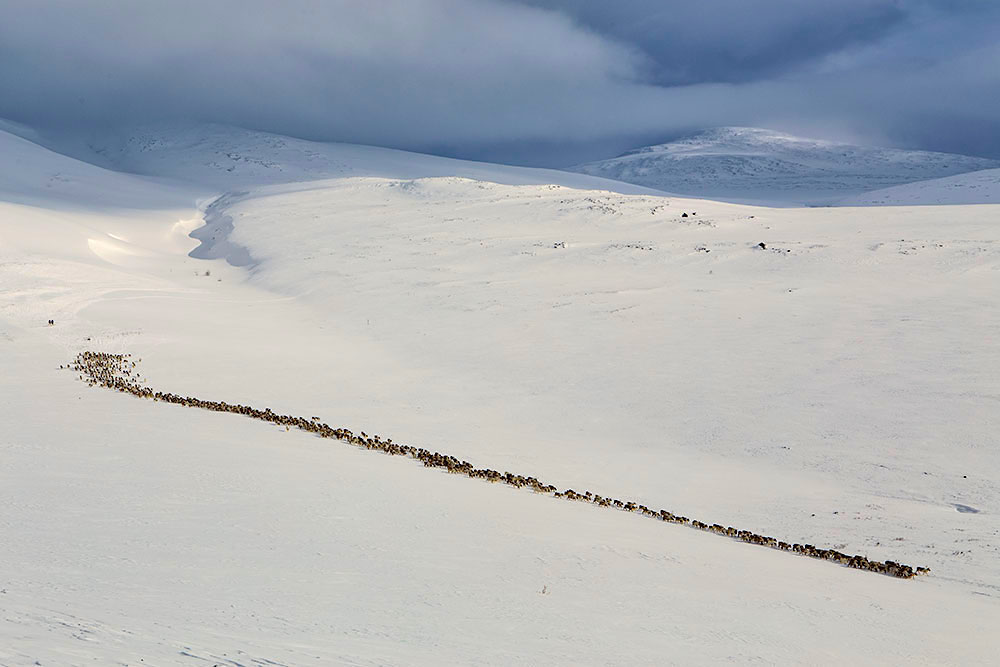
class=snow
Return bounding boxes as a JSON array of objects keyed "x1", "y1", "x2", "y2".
[
  {"x1": 2, "y1": 124, "x2": 999, "y2": 664},
  {"x1": 47, "y1": 122, "x2": 666, "y2": 194},
  {"x1": 571, "y1": 127, "x2": 999, "y2": 206},
  {"x1": 0, "y1": 129, "x2": 193, "y2": 210},
  {"x1": 840, "y1": 167, "x2": 1000, "y2": 205}
]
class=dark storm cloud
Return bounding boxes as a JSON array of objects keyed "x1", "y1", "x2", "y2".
[
  {"x1": 0, "y1": 0, "x2": 997, "y2": 163},
  {"x1": 518, "y1": 0, "x2": 911, "y2": 85}
]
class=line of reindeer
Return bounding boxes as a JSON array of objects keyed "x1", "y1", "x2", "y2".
[{"x1": 67, "y1": 350, "x2": 929, "y2": 580}]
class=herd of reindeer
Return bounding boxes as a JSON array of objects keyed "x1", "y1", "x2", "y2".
[{"x1": 67, "y1": 350, "x2": 930, "y2": 580}]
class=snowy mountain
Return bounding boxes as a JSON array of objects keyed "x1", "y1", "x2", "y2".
[
  {"x1": 840, "y1": 167, "x2": 1000, "y2": 205},
  {"x1": 3, "y1": 123, "x2": 999, "y2": 664},
  {"x1": 571, "y1": 127, "x2": 999, "y2": 205}
]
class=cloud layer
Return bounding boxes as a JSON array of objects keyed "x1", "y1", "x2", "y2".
[{"x1": 1, "y1": 0, "x2": 997, "y2": 164}]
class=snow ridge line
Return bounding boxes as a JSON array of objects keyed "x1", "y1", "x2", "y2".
[{"x1": 67, "y1": 350, "x2": 930, "y2": 580}]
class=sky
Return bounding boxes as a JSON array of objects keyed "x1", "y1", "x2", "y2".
[{"x1": 1, "y1": 0, "x2": 998, "y2": 165}]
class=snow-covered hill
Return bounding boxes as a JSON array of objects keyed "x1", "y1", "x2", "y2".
[
  {"x1": 2, "y1": 124, "x2": 999, "y2": 664},
  {"x1": 49, "y1": 122, "x2": 666, "y2": 195},
  {"x1": 0, "y1": 127, "x2": 193, "y2": 210},
  {"x1": 840, "y1": 167, "x2": 1000, "y2": 205},
  {"x1": 571, "y1": 127, "x2": 999, "y2": 205}
]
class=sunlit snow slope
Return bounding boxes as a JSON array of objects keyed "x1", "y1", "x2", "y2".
[
  {"x1": 2, "y1": 124, "x2": 999, "y2": 665},
  {"x1": 841, "y1": 167, "x2": 1000, "y2": 205},
  {"x1": 571, "y1": 127, "x2": 999, "y2": 206}
]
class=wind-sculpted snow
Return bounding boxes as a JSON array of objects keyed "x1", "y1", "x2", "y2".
[
  {"x1": 188, "y1": 192, "x2": 254, "y2": 266},
  {"x1": 572, "y1": 127, "x2": 999, "y2": 205},
  {"x1": 72, "y1": 351, "x2": 929, "y2": 579}
]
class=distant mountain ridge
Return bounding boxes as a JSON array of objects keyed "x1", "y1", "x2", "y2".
[{"x1": 570, "y1": 127, "x2": 999, "y2": 205}]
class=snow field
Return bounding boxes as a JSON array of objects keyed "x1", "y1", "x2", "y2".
[{"x1": 1, "y1": 125, "x2": 998, "y2": 664}]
